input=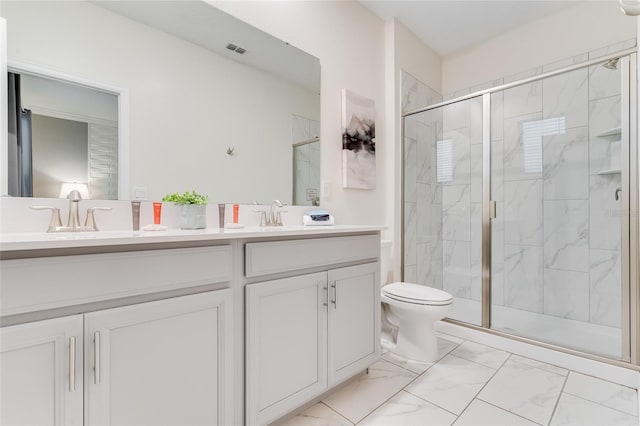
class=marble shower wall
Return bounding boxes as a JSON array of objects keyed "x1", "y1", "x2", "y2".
[
  {"x1": 402, "y1": 71, "x2": 443, "y2": 287},
  {"x1": 491, "y1": 63, "x2": 623, "y2": 329},
  {"x1": 292, "y1": 115, "x2": 320, "y2": 206},
  {"x1": 403, "y1": 41, "x2": 629, "y2": 331}
]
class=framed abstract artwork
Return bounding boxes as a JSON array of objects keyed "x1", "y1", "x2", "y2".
[{"x1": 341, "y1": 89, "x2": 375, "y2": 189}]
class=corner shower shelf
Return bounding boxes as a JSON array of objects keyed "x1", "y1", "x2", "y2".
[
  {"x1": 596, "y1": 127, "x2": 621, "y2": 138},
  {"x1": 596, "y1": 169, "x2": 621, "y2": 175}
]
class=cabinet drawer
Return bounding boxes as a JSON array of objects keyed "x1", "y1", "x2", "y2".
[
  {"x1": 245, "y1": 234, "x2": 379, "y2": 278},
  {"x1": 1, "y1": 246, "x2": 232, "y2": 316}
]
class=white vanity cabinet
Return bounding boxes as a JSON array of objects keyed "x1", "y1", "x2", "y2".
[
  {"x1": 245, "y1": 236, "x2": 380, "y2": 425},
  {"x1": 1, "y1": 244, "x2": 235, "y2": 426},
  {"x1": 84, "y1": 290, "x2": 233, "y2": 425},
  {"x1": 1, "y1": 291, "x2": 233, "y2": 426},
  {"x1": 0, "y1": 315, "x2": 84, "y2": 426}
]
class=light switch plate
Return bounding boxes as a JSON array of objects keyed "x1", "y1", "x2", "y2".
[{"x1": 133, "y1": 186, "x2": 148, "y2": 200}]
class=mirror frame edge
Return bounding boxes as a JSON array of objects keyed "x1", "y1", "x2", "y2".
[{"x1": 3, "y1": 57, "x2": 130, "y2": 200}]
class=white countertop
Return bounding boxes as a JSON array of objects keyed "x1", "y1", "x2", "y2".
[{"x1": 0, "y1": 225, "x2": 384, "y2": 252}]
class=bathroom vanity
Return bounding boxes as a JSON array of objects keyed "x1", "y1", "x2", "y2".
[{"x1": 0, "y1": 226, "x2": 381, "y2": 425}]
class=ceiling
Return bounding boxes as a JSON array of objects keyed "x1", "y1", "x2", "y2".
[
  {"x1": 91, "y1": 1, "x2": 320, "y2": 92},
  {"x1": 360, "y1": 1, "x2": 580, "y2": 57}
]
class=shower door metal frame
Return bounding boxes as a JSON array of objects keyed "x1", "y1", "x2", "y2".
[{"x1": 401, "y1": 47, "x2": 640, "y2": 368}]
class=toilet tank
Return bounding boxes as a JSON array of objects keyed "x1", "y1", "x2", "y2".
[{"x1": 380, "y1": 240, "x2": 392, "y2": 285}]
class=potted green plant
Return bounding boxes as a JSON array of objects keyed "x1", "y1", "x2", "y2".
[{"x1": 162, "y1": 190, "x2": 209, "y2": 229}]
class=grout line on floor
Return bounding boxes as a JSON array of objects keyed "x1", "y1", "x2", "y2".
[
  {"x1": 447, "y1": 350, "x2": 512, "y2": 423},
  {"x1": 561, "y1": 392, "x2": 640, "y2": 419},
  {"x1": 476, "y1": 397, "x2": 546, "y2": 425},
  {"x1": 547, "y1": 369, "x2": 570, "y2": 425},
  {"x1": 402, "y1": 388, "x2": 461, "y2": 418},
  {"x1": 318, "y1": 401, "x2": 355, "y2": 425}
]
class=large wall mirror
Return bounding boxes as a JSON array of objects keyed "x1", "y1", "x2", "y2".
[{"x1": 2, "y1": 0, "x2": 321, "y2": 205}]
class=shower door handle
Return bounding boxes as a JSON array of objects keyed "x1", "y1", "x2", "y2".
[{"x1": 615, "y1": 188, "x2": 622, "y2": 201}]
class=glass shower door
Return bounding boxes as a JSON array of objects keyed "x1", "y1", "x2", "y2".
[
  {"x1": 489, "y1": 60, "x2": 628, "y2": 359},
  {"x1": 403, "y1": 96, "x2": 484, "y2": 326}
]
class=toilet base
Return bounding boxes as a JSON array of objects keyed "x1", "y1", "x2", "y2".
[{"x1": 392, "y1": 320, "x2": 439, "y2": 363}]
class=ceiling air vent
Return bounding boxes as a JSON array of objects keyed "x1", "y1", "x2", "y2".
[{"x1": 225, "y1": 43, "x2": 247, "y2": 55}]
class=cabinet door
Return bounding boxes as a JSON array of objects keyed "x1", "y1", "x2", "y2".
[
  {"x1": 84, "y1": 290, "x2": 233, "y2": 426},
  {"x1": 246, "y1": 272, "x2": 327, "y2": 425},
  {"x1": 328, "y1": 262, "x2": 380, "y2": 386},
  {"x1": 1, "y1": 315, "x2": 83, "y2": 426}
]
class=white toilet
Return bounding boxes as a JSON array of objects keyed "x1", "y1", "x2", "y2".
[{"x1": 380, "y1": 240, "x2": 453, "y2": 362}]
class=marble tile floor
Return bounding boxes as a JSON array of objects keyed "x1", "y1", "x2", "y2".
[{"x1": 281, "y1": 333, "x2": 639, "y2": 426}]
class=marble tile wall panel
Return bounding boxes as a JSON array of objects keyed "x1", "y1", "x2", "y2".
[
  {"x1": 543, "y1": 200, "x2": 589, "y2": 272},
  {"x1": 491, "y1": 92, "x2": 504, "y2": 141},
  {"x1": 543, "y1": 127, "x2": 589, "y2": 200},
  {"x1": 401, "y1": 71, "x2": 419, "y2": 114},
  {"x1": 543, "y1": 268, "x2": 589, "y2": 321},
  {"x1": 491, "y1": 203, "x2": 505, "y2": 307},
  {"x1": 503, "y1": 80, "x2": 542, "y2": 118},
  {"x1": 589, "y1": 64, "x2": 621, "y2": 101},
  {"x1": 589, "y1": 96, "x2": 621, "y2": 175},
  {"x1": 504, "y1": 179, "x2": 543, "y2": 246},
  {"x1": 491, "y1": 138, "x2": 504, "y2": 202},
  {"x1": 504, "y1": 244, "x2": 544, "y2": 313},
  {"x1": 503, "y1": 66, "x2": 543, "y2": 85},
  {"x1": 589, "y1": 174, "x2": 622, "y2": 251},
  {"x1": 542, "y1": 68, "x2": 588, "y2": 130},
  {"x1": 442, "y1": 127, "x2": 471, "y2": 186},
  {"x1": 416, "y1": 122, "x2": 433, "y2": 184},
  {"x1": 589, "y1": 249, "x2": 622, "y2": 328},
  {"x1": 542, "y1": 53, "x2": 589, "y2": 73},
  {"x1": 470, "y1": 98, "x2": 483, "y2": 146},
  {"x1": 416, "y1": 183, "x2": 432, "y2": 244},
  {"x1": 295, "y1": 160, "x2": 310, "y2": 204},
  {"x1": 309, "y1": 142, "x2": 320, "y2": 186},
  {"x1": 404, "y1": 265, "x2": 417, "y2": 284},
  {"x1": 470, "y1": 202, "x2": 483, "y2": 302},
  {"x1": 504, "y1": 112, "x2": 543, "y2": 181},
  {"x1": 442, "y1": 185, "x2": 471, "y2": 242},
  {"x1": 588, "y1": 38, "x2": 636, "y2": 60},
  {"x1": 443, "y1": 100, "x2": 470, "y2": 132},
  {"x1": 470, "y1": 144, "x2": 483, "y2": 204},
  {"x1": 443, "y1": 240, "x2": 472, "y2": 298},
  {"x1": 404, "y1": 202, "x2": 417, "y2": 267},
  {"x1": 418, "y1": 241, "x2": 443, "y2": 289},
  {"x1": 470, "y1": 78, "x2": 504, "y2": 93},
  {"x1": 404, "y1": 136, "x2": 417, "y2": 203}
]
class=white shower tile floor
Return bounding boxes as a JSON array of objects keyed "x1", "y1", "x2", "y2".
[{"x1": 281, "y1": 333, "x2": 639, "y2": 426}]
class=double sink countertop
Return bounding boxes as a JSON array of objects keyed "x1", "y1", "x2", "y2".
[{"x1": 0, "y1": 225, "x2": 385, "y2": 253}]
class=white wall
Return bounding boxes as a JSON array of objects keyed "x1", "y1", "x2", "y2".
[
  {"x1": 443, "y1": 1, "x2": 637, "y2": 94},
  {"x1": 212, "y1": 0, "x2": 387, "y2": 226},
  {"x1": 2, "y1": 1, "x2": 319, "y2": 204}
]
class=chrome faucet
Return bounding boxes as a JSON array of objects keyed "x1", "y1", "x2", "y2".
[
  {"x1": 253, "y1": 200, "x2": 287, "y2": 226},
  {"x1": 30, "y1": 190, "x2": 112, "y2": 232}
]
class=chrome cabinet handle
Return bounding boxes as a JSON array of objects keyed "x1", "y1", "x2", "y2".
[
  {"x1": 94, "y1": 332, "x2": 100, "y2": 385},
  {"x1": 331, "y1": 282, "x2": 337, "y2": 309},
  {"x1": 69, "y1": 337, "x2": 76, "y2": 392}
]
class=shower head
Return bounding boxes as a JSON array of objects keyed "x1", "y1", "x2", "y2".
[{"x1": 603, "y1": 58, "x2": 619, "y2": 70}]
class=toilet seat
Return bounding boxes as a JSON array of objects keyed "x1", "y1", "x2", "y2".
[{"x1": 382, "y1": 282, "x2": 452, "y2": 306}]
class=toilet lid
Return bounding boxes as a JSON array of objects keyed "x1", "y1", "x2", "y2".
[{"x1": 382, "y1": 282, "x2": 452, "y2": 306}]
